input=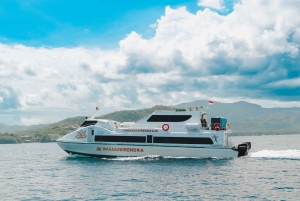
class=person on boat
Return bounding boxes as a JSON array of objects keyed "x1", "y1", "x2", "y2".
[{"x1": 201, "y1": 114, "x2": 207, "y2": 128}]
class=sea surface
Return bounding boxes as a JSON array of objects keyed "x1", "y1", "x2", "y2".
[{"x1": 1, "y1": 134, "x2": 300, "y2": 200}]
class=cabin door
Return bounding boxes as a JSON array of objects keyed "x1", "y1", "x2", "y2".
[{"x1": 88, "y1": 128, "x2": 94, "y2": 142}]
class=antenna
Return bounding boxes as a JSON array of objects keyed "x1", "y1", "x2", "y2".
[{"x1": 90, "y1": 106, "x2": 100, "y2": 119}]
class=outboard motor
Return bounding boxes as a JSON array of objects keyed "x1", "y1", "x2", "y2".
[{"x1": 237, "y1": 142, "x2": 251, "y2": 157}]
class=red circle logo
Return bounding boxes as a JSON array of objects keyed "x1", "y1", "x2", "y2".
[{"x1": 162, "y1": 124, "x2": 169, "y2": 131}]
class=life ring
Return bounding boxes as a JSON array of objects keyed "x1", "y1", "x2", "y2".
[
  {"x1": 212, "y1": 123, "x2": 222, "y2": 131},
  {"x1": 226, "y1": 123, "x2": 230, "y2": 130},
  {"x1": 162, "y1": 124, "x2": 169, "y2": 131}
]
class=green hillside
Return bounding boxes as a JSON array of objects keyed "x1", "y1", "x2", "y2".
[
  {"x1": 99, "y1": 105, "x2": 173, "y2": 122},
  {"x1": 0, "y1": 133, "x2": 22, "y2": 144},
  {"x1": 27, "y1": 116, "x2": 86, "y2": 135},
  {"x1": 0, "y1": 123, "x2": 47, "y2": 134},
  {"x1": 0, "y1": 116, "x2": 87, "y2": 143}
]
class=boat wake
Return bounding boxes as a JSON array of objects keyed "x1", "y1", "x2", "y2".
[{"x1": 250, "y1": 150, "x2": 300, "y2": 159}]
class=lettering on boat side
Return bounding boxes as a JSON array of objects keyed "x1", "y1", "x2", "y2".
[
  {"x1": 76, "y1": 130, "x2": 86, "y2": 139},
  {"x1": 124, "y1": 129, "x2": 158, "y2": 132},
  {"x1": 96, "y1": 147, "x2": 144, "y2": 152}
]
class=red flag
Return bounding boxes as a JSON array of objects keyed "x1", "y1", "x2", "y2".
[{"x1": 208, "y1": 100, "x2": 214, "y2": 104}]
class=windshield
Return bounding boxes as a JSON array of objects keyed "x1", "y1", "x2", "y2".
[{"x1": 80, "y1": 120, "x2": 98, "y2": 127}]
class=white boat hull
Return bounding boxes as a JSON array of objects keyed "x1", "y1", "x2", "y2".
[
  {"x1": 57, "y1": 141, "x2": 239, "y2": 158},
  {"x1": 56, "y1": 107, "x2": 252, "y2": 158}
]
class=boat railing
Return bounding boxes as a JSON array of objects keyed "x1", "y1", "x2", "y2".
[
  {"x1": 153, "y1": 110, "x2": 176, "y2": 112},
  {"x1": 117, "y1": 124, "x2": 219, "y2": 131},
  {"x1": 118, "y1": 124, "x2": 163, "y2": 129}
]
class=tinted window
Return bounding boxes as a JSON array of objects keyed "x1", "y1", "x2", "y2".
[
  {"x1": 95, "y1": 135, "x2": 146, "y2": 143},
  {"x1": 80, "y1": 121, "x2": 98, "y2": 127},
  {"x1": 153, "y1": 137, "x2": 213, "y2": 144},
  {"x1": 147, "y1": 115, "x2": 192, "y2": 122},
  {"x1": 147, "y1": 135, "x2": 153, "y2": 143}
]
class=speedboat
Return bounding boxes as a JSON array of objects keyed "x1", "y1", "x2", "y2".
[{"x1": 57, "y1": 106, "x2": 251, "y2": 158}]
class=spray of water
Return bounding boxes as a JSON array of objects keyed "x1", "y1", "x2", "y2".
[{"x1": 250, "y1": 150, "x2": 300, "y2": 159}]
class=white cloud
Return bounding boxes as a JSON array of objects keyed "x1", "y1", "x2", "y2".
[
  {"x1": 266, "y1": 78, "x2": 300, "y2": 88},
  {"x1": 149, "y1": 23, "x2": 157, "y2": 29},
  {"x1": 198, "y1": 0, "x2": 224, "y2": 11},
  {"x1": 24, "y1": 94, "x2": 44, "y2": 107},
  {"x1": 1, "y1": 0, "x2": 300, "y2": 125}
]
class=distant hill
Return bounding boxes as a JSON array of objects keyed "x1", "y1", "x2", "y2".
[
  {"x1": 18, "y1": 116, "x2": 87, "y2": 135},
  {"x1": 2, "y1": 100, "x2": 300, "y2": 137},
  {"x1": 230, "y1": 110, "x2": 300, "y2": 135},
  {"x1": 0, "y1": 123, "x2": 47, "y2": 134},
  {"x1": 99, "y1": 105, "x2": 173, "y2": 122},
  {"x1": 173, "y1": 100, "x2": 299, "y2": 121}
]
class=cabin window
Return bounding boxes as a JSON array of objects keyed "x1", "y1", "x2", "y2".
[
  {"x1": 147, "y1": 115, "x2": 192, "y2": 122},
  {"x1": 80, "y1": 121, "x2": 97, "y2": 127},
  {"x1": 94, "y1": 135, "x2": 146, "y2": 143},
  {"x1": 147, "y1": 135, "x2": 153, "y2": 143},
  {"x1": 96, "y1": 121, "x2": 114, "y2": 131},
  {"x1": 153, "y1": 137, "x2": 213, "y2": 144}
]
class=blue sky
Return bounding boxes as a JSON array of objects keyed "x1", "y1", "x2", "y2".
[
  {"x1": 0, "y1": 0, "x2": 235, "y2": 48},
  {"x1": 0, "y1": 0, "x2": 300, "y2": 126},
  {"x1": 0, "y1": 0, "x2": 187, "y2": 47}
]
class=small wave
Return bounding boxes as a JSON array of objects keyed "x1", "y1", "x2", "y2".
[
  {"x1": 250, "y1": 150, "x2": 300, "y2": 159},
  {"x1": 163, "y1": 156, "x2": 200, "y2": 159},
  {"x1": 67, "y1": 154, "x2": 89, "y2": 158}
]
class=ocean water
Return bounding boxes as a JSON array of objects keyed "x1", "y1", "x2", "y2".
[{"x1": 1, "y1": 134, "x2": 300, "y2": 200}]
